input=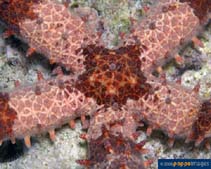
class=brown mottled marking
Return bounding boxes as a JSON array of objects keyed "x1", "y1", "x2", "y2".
[
  {"x1": 76, "y1": 45, "x2": 152, "y2": 107},
  {"x1": 0, "y1": 0, "x2": 40, "y2": 33},
  {"x1": 83, "y1": 126, "x2": 145, "y2": 169},
  {"x1": 180, "y1": 0, "x2": 211, "y2": 23},
  {"x1": 194, "y1": 101, "x2": 211, "y2": 138},
  {"x1": 0, "y1": 93, "x2": 17, "y2": 140}
]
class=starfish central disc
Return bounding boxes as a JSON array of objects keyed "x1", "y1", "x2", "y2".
[{"x1": 76, "y1": 45, "x2": 151, "y2": 107}]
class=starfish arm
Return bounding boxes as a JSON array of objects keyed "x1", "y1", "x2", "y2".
[
  {"x1": 79, "y1": 124, "x2": 146, "y2": 169},
  {"x1": 0, "y1": 75, "x2": 97, "y2": 142},
  {"x1": 128, "y1": 0, "x2": 210, "y2": 73},
  {"x1": 0, "y1": 0, "x2": 96, "y2": 73},
  {"x1": 127, "y1": 78, "x2": 201, "y2": 140},
  {"x1": 87, "y1": 107, "x2": 140, "y2": 141}
]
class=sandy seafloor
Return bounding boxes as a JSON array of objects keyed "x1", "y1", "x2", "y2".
[{"x1": 0, "y1": 0, "x2": 211, "y2": 169}]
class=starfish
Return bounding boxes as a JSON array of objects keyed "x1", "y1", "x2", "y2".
[{"x1": 0, "y1": 0, "x2": 211, "y2": 168}]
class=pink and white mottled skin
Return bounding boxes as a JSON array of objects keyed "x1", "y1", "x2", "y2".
[
  {"x1": 8, "y1": 76, "x2": 98, "y2": 140},
  {"x1": 127, "y1": 76, "x2": 201, "y2": 139},
  {"x1": 0, "y1": 0, "x2": 99, "y2": 73},
  {"x1": 128, "y1": 0, "x2": 207, "y2": 73},
  {"x1": 0, "y1": 0, "x2": 211, "y2": 168}
]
